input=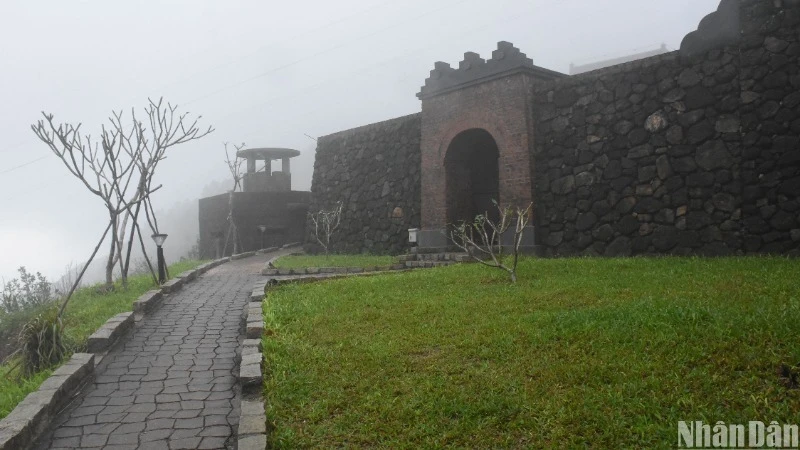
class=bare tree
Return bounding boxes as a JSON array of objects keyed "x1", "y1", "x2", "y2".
[
  {"x1": 31, "y1": 97, "x2": 212, "y2": 308},
  {"x1": 309, "y1": 202, "x2": 343, "y2": 256},
  {"x1": 450, "y1": 202, "x2": 532, "y2": 283},
  {"x1": 222, "y1": 142, "x2": 245, "y2": 255},
  {"x1": 117, "y1": 99, "x2": 213, "y2": 286},
  {"x1": 52, "y1": 261, "x2": 83, "y2": 299}
]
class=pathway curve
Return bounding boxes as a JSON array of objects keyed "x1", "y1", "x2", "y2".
[{"x1": 35, "y1": 253, "x2": 274, "y2": 450}]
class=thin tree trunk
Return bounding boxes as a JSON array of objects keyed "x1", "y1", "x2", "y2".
[
  {"x1": 59, "y1": 221, "x2": 113, "y2": 317},
  {"x1": 105, "y1": 215, "x2": 118, "y2": 288},
  {"x1": 135, "y1": 221, "x2": 159, "y2": 286},
  {"x1": 122, "y1": 200, "x2": 144, "y2": 283}
]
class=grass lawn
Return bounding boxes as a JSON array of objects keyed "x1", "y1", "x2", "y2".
[
  {"x1": 0, "y1": 259, "x2": 206, "y2": 420},
  {"x1": 262, "y1": 257, "x2": 800, "y2": 448},
  {"x1": 273, "y1": 254, "x2": 397, "y2": 269}
]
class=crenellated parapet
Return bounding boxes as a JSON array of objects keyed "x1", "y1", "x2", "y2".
[
  {"x1": 417, "y1": 41, "x2": 564, "y2": 99},
  {"x1": 679, "y1": 0, "x2": 741, "y2": 57}
]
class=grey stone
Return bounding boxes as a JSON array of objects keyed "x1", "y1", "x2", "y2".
[
  {"x1": 545, "y1": 231, "x2": 564, "y2": 246},
  {"x1": 605, "y1": 236, "x2": 632, "y2": 256},
  {"x1": 715, "y1": 115, "x2": 740, "y2": 133},
  {"x1": 765, "y1": 37, "x2": 790, "y2": 53},
  {"x1": 627, "y1": 144, "x2": 653, "y2": 159},
  {"x1": 133, "y1": 290, "x2": 163, "y2": 314},
  {"x1": 645, "y1": 112, "x2": 669, "y2": 132},
  {"x1": 684, "y1": 86, "x2": 716, "y2": 110},
  {"x1": 687, "y1": 121, "x2": 715, "y2": 145},
  {"x1": 159, "y1": 278, "x2": 183, "y2": 294},
  {"x1": 238, "y1": 435, "x2": 267, "y2": 450},
  {"x1": 656, "y1": 155, "x2": 673, "y2": 180},
  {"x1": 614, "y1": 120, "x2": 635, "y2": 135},
  {"x1": 575, "y1": 171, "x2": 596, "y2": 187},
  {"x1": 678, "y1": 68, "x2": 701, "y2": 88},
  {"x1": 576, "y1": 213, "x2": 598, "y2": 231},
  {"x1": 695, "y1": 141, "x2": 732, "y2": 170},
  {"x1": 712, "y1": 193, "x2": 736, "y2": 212},
  {"x1": 551, "y1": 175, "x2": 575, "y2": 194},
  {"x1": 87, "y1": 313, "x2": 134, "y2": 353}
]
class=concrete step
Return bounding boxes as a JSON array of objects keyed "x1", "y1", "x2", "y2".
[{"x1": 398, "y1": 253, "x2": 472, "y2": 263}]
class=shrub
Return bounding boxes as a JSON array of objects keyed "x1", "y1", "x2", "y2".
[{"x1": 16, "y1": 306, "x2": 69, "y2": 377}]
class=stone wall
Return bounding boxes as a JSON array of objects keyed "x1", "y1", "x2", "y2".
[
  {"x1": 199, "y1": 191, "x2": 310, "y2": 258},
  {"x1": 306, "y1": 113, "x2": 422, "y2": 254},
  {"x1": 531, "y1": 0, "x2": 800, "y2": 256},
  {"x1": 738, "y1": 0, "x2": 800, "y2": 253}
]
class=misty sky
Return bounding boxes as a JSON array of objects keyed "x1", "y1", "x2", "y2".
[{"x1": 0, "y1": 0, "x2": 720, "y2": 282}]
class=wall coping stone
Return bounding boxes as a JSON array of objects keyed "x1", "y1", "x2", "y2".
[
  {"x1": 0, "y1": 353, "x2": 94, "y2": 450},
  {"x1": 318, "y1": 112, "x2": 421, "y2": 143},
  {"x1": 86, "y1": 312, "x2": 134, "y2": 353},
  {"x1": 231, "y1": 251, "x2": 256, "y2": 261},
  {"x1": 159, "y1": 278, "x2": 184, "y2": 294},
  {"x1": 238, "y1": 289, "x2": 268, "y2": 449},
  {"x1": 132, "y1": 290, "x2": 163, "y2": 314}
]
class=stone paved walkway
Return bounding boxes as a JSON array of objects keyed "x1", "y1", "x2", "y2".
[{"x1": 35, "y1": 254, "x2": 271, "y2": 450}]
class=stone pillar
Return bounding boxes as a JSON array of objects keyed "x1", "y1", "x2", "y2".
[
  {"x1": 246, "y1": 157, "x2": 256, "y2": 173},
  {"x1": 264, "y1": 159, "x2": 272, "y2": 175},
  {"x1": 282, "y1": 157, "x2": 290, "y2": 174}
]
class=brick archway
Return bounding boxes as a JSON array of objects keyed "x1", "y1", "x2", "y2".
[
  {"x1": 444, "y1": 128, "x2": 500, "y2": 225},
  {"x1": 414, "y1": 42, "x2": 564, "y2": 250}
]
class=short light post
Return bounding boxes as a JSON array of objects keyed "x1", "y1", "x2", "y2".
[
  {"x1": 257, "y1": 225, "x2": 267, "y2": 250},
  {"x1": 151, "y1": 233, "x2": 168, "y2": 284}
]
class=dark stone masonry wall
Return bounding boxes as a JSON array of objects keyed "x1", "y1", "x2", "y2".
[
  {"x1": 306, "y1": 114, "x2": 422, "y2": 254},
  {"x1": 532, "y1": 0, "x2": 800, "y2": 256}
]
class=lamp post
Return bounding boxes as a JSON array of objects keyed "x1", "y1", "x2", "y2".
[
  {"x1": 151, "y1": 233, "x2": 168, "y2": 284},
  {"x1": 257, "y1": 225, "x2": 267, "y2": 250}
]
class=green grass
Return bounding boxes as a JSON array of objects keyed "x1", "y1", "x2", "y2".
[
  {"x1": 0, "y1": 259, "x2": 206, "y2": 420},
  {"x1": 273, "y1": 254, "x2": 397, "y2": 269},
  {"x1": 262, "y1": 257, "x2": 800, "y2": 448}
]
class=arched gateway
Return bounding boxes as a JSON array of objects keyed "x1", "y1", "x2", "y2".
[
  {"x1": 445, "y1": 128, "x2": 500, "y2": 225},
  {"x1": 415, "y1": 42, "x2": 564, "y2": 251}
]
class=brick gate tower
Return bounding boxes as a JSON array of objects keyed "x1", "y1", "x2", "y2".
[{"x1": 415, "y1": 41, "x2": 564, "y2": 251}]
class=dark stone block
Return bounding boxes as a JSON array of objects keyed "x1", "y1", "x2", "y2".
[
  {"x1": 610, "y1": 177, "x2": 634, "y2": 192},
  {"x1": 635, "y1": 198, "x2": 662, "y2": 214},
  {"x1": 686, "y1": 211, "x2": 713, "y2": 230},
  {"x1": 779, "y1": 177, "x2": 800, "y2": 196},
  {"x1": 696, "y1": 140, "x2": 733, "y2": 170},
  {"x1": 684, "y1": 86, "x2": 717, "y2": 110},
  {"x1": 592, "y1": 224, "x2": 615, "y2": 242},
  {"x1": 770, "y1": 211, "x2": 797, "y2": 231},
  {"x1": 615, "y1": 215, "x2": 640, "y2": 235},
  {"x1": 671, "y1": 156, "x2": 697, "y2": 173},
  {"x1": 576, "y1": 212, "x2": 598, "y2": 231},
  {"x1": 687, "y1": 121, "x2": 715, "y2": 145},
  {"x1": 628, "y1": 128, "x2": 650, "y2": 146},
  {"x1": 652, "y1": 227, "x2": 679, "y2": 251},
  {"x1": 687, "y1": 172, "x2": 716, "y2": 187},
  {"x1": 605, "y1": 236, "x2": 632, "y2": 256}
]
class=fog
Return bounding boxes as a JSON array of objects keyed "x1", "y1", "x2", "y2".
[{"x1": 0, "y1": 0, "x2": 718, "y2": 283}]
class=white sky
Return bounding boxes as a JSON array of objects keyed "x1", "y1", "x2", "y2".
[{"x1": 0, "y1": 0, "x2": 720, "y2": 281}]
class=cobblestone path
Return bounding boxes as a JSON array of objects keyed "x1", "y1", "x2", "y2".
[{"x1": 35, "y1": 255, "x2": 270, "y2": 450}]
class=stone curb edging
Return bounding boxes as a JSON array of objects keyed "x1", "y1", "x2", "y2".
[
  {"x1": 86, "y1": 312, "x2": 134, "y2": 353},
  {"x1": 231, "y1": 251, "x2": 257, "y2": 261},
  {"x1": 0, "y1": 256, "x2": 232, "y2": 450},
  {"x1": 261, "y1": 264, "x2": 408, "y2": 276},
  {"x1": 0, "y1": 353, "x2": 95, "y2": 450},
  {"x1": 237, "y1": 299, "x2": 267, "y2": 449},
  {"x1": 132, "y1": 290, "x2": 162, "y2": 314}
]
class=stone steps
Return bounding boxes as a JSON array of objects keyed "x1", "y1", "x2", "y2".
[{"x1": 397, "y1": 252, "x2": 471, "y2": 263}]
